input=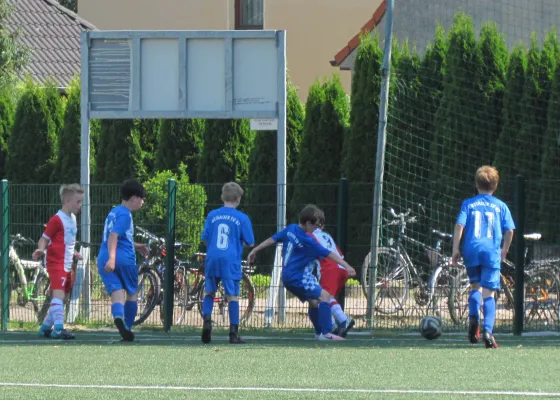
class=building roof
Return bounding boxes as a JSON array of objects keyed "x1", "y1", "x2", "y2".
[
  {"x1": 330, "y1": 0, "x2": 386, "y2": 69},
  {"x1": 332, "y1": 0, "x2": 560, "y2": 71},
  {"x1": 6, "y1": 0, "x2": 97, "y2": 89}
]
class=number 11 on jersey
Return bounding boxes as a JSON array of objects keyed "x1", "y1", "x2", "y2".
[{"x1": 472, "y1": 210, "x2": 495, "y2": 239}]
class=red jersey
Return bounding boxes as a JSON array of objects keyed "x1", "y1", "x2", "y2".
[
  {"x1": 309, "y1": 229, "x2": 345, "y2": 278},
  {"x1": 43, "y1": 210, "x2": 77, "y2": 272}
]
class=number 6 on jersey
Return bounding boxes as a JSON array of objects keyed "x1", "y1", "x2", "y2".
[{"x1": 217, "y1": 223, "x2": 230, "y2": 250}]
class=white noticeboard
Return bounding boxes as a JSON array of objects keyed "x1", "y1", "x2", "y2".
[
  {"x1": 251, "y1": 119, "x2": 279, "y2": 130},
  {"x1": 81, "y1": 30, "x2": 288, "y2": 325}
]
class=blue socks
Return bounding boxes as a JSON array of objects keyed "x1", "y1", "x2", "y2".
[
  {"x1": 468, "y1": 290, "x2": 482, "y2": 321},
  {"x1": 111, "y1": 302, "x2": 124, "y2": 320},
  {"x1": 229, "y1": 301, "x2": 239, "y2": 325},
  {"x1": 468, "y1": 290, "x2": 496, "y2": 334},
  {"x1": 308, "y1": 307, "x2": 321, "y2": 335},
  {"x1": 124, "y1": 300, "x2": 138, "y2": 330},
  {"x1": 483, "y1": 296, "x2": 496, "y2": 334},
  {"x1": 318, "y1": 302, "x2": 333, "y2": 335},
  {"x1": 202, "y1": 295, "x2": 214, "y2": 318}
]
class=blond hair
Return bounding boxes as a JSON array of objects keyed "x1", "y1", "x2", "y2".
[
  {"x1": 221, "y1": 182, "x2": 244, "y2": 203},
  {"x1": 475, "y1": 166, "x2": 499, "y2": 192},
  {"x1": 60, "y1": 184, "x2": 84, "y2": 203}
]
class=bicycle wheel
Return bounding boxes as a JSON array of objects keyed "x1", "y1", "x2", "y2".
[
  {"x1": 159, "y1": 265, "x2": 189, "y2": 325},
  {"x1": 447, "y1": 268, "x2": 471, "y2": 326},
  {"x1": 196, "y1": 274, "x2": 256, "y2": 325},
  {"x1": 361, "y1": 247, "x2": 411, "y2": 314},
  {"x1": 448, "y1": 267, "x2": 512, "y2": 326},
  {"x1": 133, "y1": 267, "x2": 159, "y2": 326},
  {"x1": 197, "y1": 278, "x2": 226, "y2": 324},
  {"x1": 522, "y1": 265, "x2": 560, "y2": 325},
  {"x1": 426, "y1": 266, "x2": 455, "y2": 318},
  {"x1": 32, "y1": 272, "x2": 51, "y2": 324},
  {"x1": 525, "y1": 266, "x2": 559, "y2": 302},
  {"x1": 239, "y1": 273, "x2": 255, "y2": 323}
]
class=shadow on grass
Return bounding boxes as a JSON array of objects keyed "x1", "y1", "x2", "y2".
[{"x1": 0, "y1": 330, "x2": 558, "y2": 350}]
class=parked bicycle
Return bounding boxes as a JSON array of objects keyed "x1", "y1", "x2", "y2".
[
  {"x1": 133, "y1": 226, "x2": 186, "y2": 325},
  {"x1": 4, "y1": 234, "x2": 50, "y2": 322},
  {"x1": 187, "y1": 252, "x2": 256, "y2": 326},
  {"x1": 361, "y1": 207, "x2": 464, "y2": 317},
  {"x1": 133, "y1": 227, "x2": 256, "y2": 326},
  {"x1": 448, "y1": 233, "x2": 560, "y2": 326}
]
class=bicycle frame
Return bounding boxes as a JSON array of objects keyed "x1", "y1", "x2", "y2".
[
  {"x1": 388, "y1": 222, "x2": 448, "y2": 293},
  {"x1": 9, "y1": 241, "x2": 45, "y2": 305}
]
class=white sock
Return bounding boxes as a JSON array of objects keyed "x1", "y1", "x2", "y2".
[
  {"x1": 330, "y1": 298, "x2": 348, "y2": 325},
  {"x1": 41, "y1": 307, "x2": 54, "y2": 328},
  {"x1": 50, "y1": 298, "x2": 64, "y2": 328}
]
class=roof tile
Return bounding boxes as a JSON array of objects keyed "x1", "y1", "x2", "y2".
[
  {"x1": 331, "y1": 0, "x2": 387, "y2": 67},
  {"x1": 6, "y1": 0, "x2": 97, "y2": 88}
]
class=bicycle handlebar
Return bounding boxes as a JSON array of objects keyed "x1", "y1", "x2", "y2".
[
  {"x1": 10, "y1": 234, "x2": 35, "y2": 245},
  {"x1": 136, "y1": 226, "x2": 162, "y2": 243},
  {"x1": 385, "y1": 208, "x2": 416, "y2": 226},
  {"x1": 136, "y1": 226, "x2": 193, "y2": 249},
  {"x1": 388, "y1": 208, "x2": 412, "y2": 218},
  {"x1": 432, "y1": 229, "x2": 453, "y2": 240}
]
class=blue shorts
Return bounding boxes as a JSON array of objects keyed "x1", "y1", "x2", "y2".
[
  {"x1": 205, "y1": 258, "x2": 241, "y2": 282},
  {"x1": 204, "y1": 277, "x2": 239, "y2": 296},
  {"x1": 97, "y1": 260, "x2": 139, "y2": 295},
  {"x1": 283, "y1": 275, "x2": 323, "y2": 303},
  {"x1": 466, "y1": 266, "x2": 501, "y2": 291}
]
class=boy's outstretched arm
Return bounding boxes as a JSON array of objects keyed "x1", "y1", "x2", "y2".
[
  {"x1": 327, "y1": 252, "x2": 356, "y2": 277},
  {"x1": 501, "y1": 229, "x2": 514, "y2": 261},
  {"x1": 452, "y1": 223, "x2": 464, "y2": 266},
  {"x1": 247, "y1": 238, "x2": 276, "y2": 264}
]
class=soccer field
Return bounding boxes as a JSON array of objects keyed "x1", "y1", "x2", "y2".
[{"x1": 0, "y1": 330, "x2": 559, "y2": 400}]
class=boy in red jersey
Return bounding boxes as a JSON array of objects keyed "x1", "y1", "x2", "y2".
[
  {"x1": 309, "y1": 219, "x2": 355, "y2": 337},
  {"x1": 32, "y1": 184, "x2": 84, "y2": 339}
]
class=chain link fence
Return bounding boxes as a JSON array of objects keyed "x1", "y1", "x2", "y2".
[{"x1": 1, "y1": 180, "x2": 558, "y2": 333}]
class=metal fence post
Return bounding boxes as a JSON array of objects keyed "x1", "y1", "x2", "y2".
[
  {"x1": 1, "y1": 180, "x2": 9, "y2": 331},
  {"x1": 336, "y1": 178, "x2": 349, "y2": 309},
  {"x1": 513, "y1": 175, "x2": 525, "y2": 336},
  {"x1": 163, "y1": 179, "x2": 177, "y2": 332}
]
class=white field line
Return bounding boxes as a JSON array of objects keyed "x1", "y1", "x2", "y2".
[{"x1": 0, "y1": 382, "x2": 559, "y2": 397}]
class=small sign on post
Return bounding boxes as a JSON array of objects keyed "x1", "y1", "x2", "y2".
[{"x1": 251, "y1": 118, "x2": 278, "y2": 130}]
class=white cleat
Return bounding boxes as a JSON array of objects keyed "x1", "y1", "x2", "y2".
[{"x1": 318, "y1": 332, "x2": 345, "y2": 341}]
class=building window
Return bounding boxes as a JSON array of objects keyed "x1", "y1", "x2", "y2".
[{"x1": 235, "y1": 0, "x2": 264, "y2": 30}]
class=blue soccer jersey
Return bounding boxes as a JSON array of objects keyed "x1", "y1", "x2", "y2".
[
  {"x1": 456, "y1": 194, "x2": 515, "y2": 269},
  {"x1": 272, "y1": 224, "x2": 331, "y2": 284},
  {"x1": 201, "y1": 207, "x2": 255, "y2": 280},
  {"x1": 98, "y1": 205, "x2": 136, "y2": 267}
]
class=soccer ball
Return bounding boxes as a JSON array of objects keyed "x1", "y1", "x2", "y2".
[{"x1": 420, "y1": 316, "x2": 443, "y2": 340}]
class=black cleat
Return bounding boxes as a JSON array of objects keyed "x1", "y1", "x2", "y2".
[
  {"x1": 483, "y1": 331, "x2": 498, "y2": 349},
  {"x1": 229, "y1": 324, "x2": 245, "y2": 344},
  {"x1": 337, "y1": 318, "x2": 355, "y2": 338},
  {"x1": 201, "y1": 316, "x2": 212, "y2": 344},
  {"x1": 51, "y1": 328, "x2": 75, "y2": 340},
  {"x1": 468, "y1": 317, "x2": 480, "y2": 344},
  {"x1": 39, "y1": 327, "x2": 53, "y2": 338},
  {"x1": 114, "y1": 317, "x2": 135, "y2": 342}
]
